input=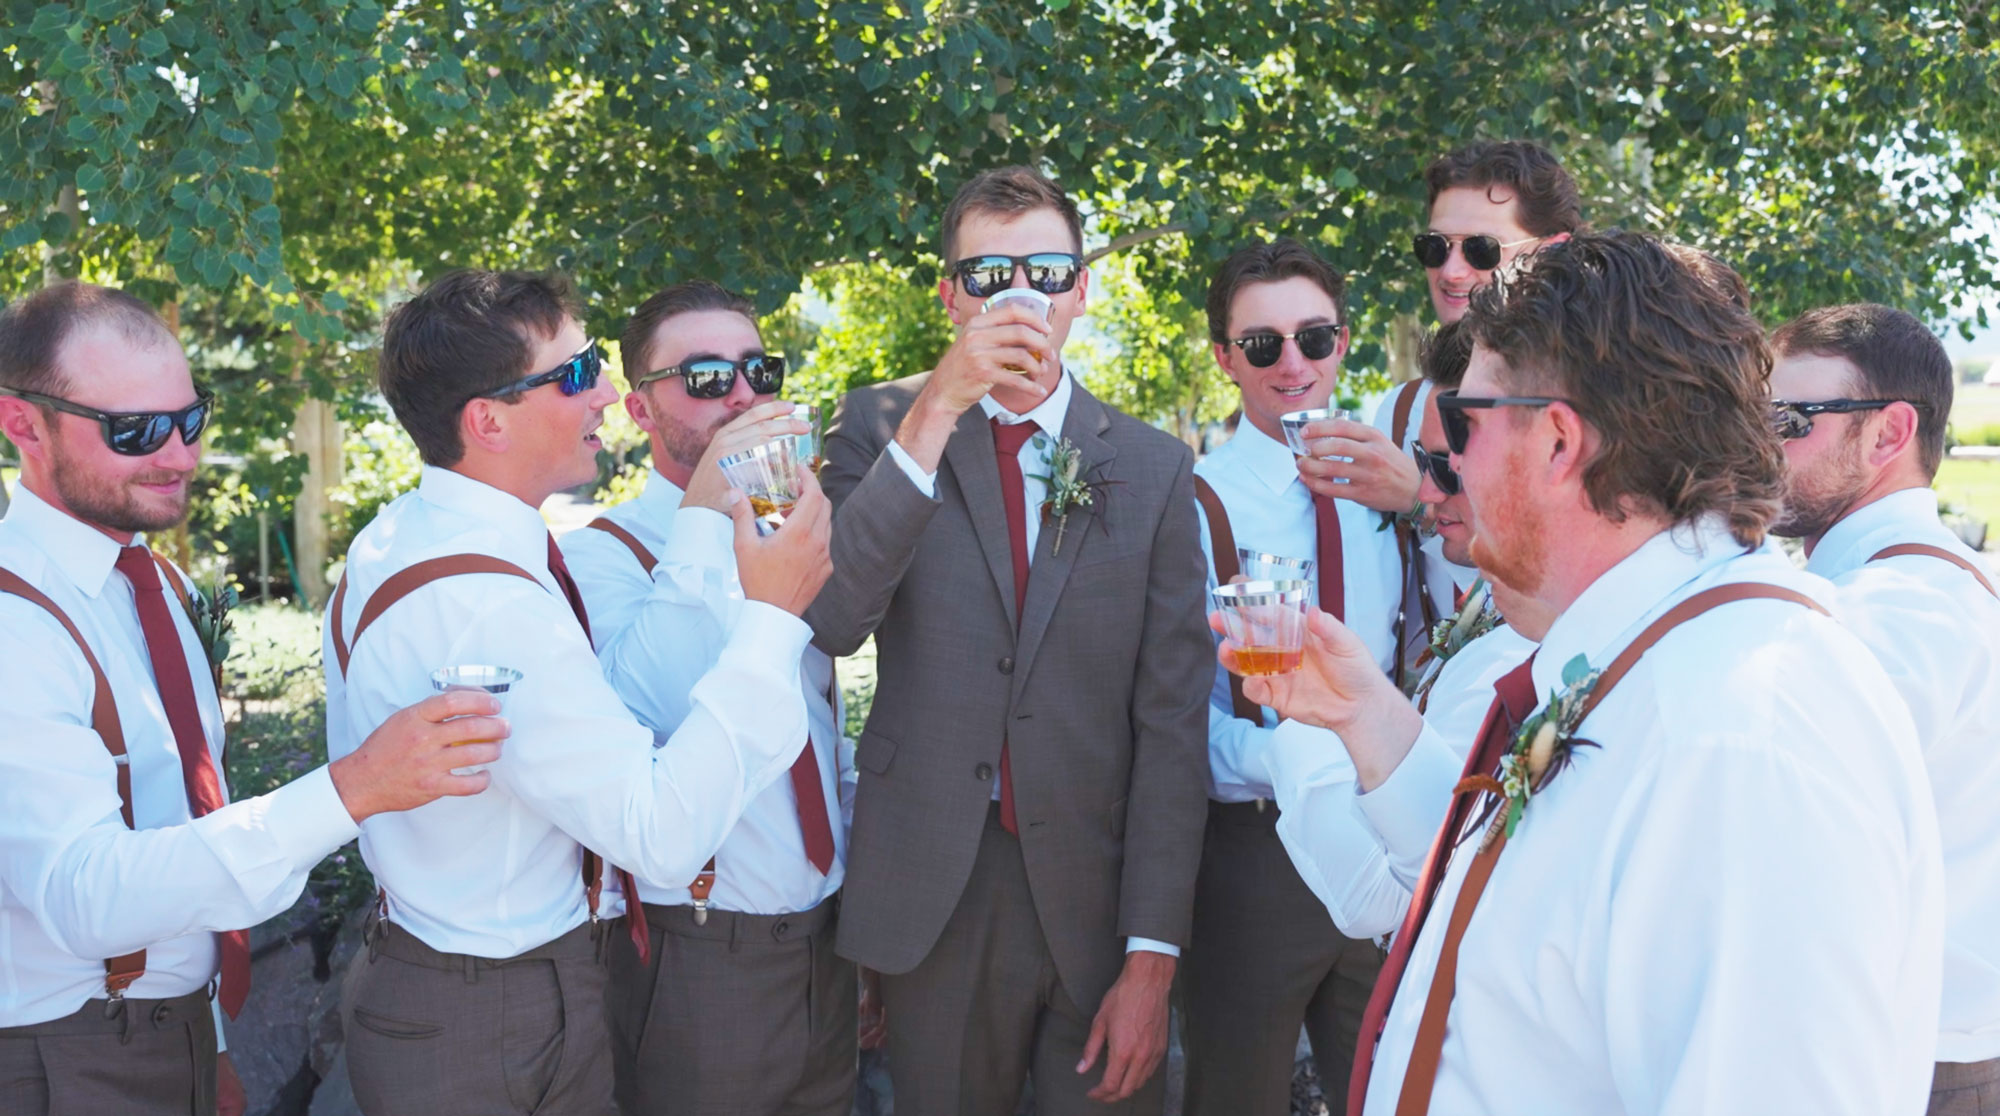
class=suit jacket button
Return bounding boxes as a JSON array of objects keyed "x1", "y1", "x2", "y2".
[
  {"x1": 975, "y1": 762, "x2": 994, "y2": 781},
  {"x1": 998, "y1": 657, "x2": 1014, "y2": 674}
]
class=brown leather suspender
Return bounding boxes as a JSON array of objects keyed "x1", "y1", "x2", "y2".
[
  {"x1": 1392, "y1": 582, "x2": 1828, "y2": 1116},
  {"x1": 1192, "y1": 475, "x2": 1264, "y2": 723},
  {"x1": 330, "y1": 556, "x2": 543, "y2": 675},
  {"x1": 0, "y1": 569, "x2": 150, "y2": 1000},
  {"x1": 586, "y1": 518, "x2": 658, "y2": 571},
  {"x1": 1868, "y1": 543, "x2": 1998, "y2": 598},
  {"x1": 1388, "y1": 379, "x2": 1422, "y2": 449}
]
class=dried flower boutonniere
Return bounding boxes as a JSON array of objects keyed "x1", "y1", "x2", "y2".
[
  {"x1": 181, "y1": 578, "x2": 238, "y2": 689},
  {"x1": 1458, "y1": 651, "x2": 1602, "y2": 850},
  {"x1": 1403, "y1": 578, "x2": 1504, "y2": 701},
  {"x1": 1029, "y1": 434, "x2": 1113, "y2": 556}
]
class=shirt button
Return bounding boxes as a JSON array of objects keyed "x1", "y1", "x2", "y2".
[
  {"x1": 975, "y1": 763, "x2": 994, "y2": 781},
  {"x1": 998, "y1": 657, "x2": 1014, "y2": 674}
]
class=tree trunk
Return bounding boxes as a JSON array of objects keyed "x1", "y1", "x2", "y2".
[
  {"x1": 1383, "y1": 311, "x2": 1426, "y2": 384},
  {"x1": 291, "y1": 396, "x2": 343, "y2": 608},
  {"x1": 0, "y1": 467, "x2": 11, "y2": 518}
]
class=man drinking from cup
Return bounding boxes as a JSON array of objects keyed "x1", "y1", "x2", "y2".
[
  {"x1": 559, "y1": 280, "x2": 857, "y2": 1115},
  {"x1": 327, "y1": 269, "x2": 833, "y2": 1116},
  {"x1": 808, "y1": 165, "x2": 1212, "y2": 1114}
]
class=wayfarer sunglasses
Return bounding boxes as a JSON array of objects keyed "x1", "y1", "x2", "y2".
[
  {"x1": 1768, "y1": 398, "x2": 1906, "y2": 440},
  {"x1": 1435, "y1": 391, "x2": 1566, "y2": 454},
  {"x1": 950, "y1": 253, "x2": 1083, "y2": 299},
  {"x1": 635, "y1": 354, "x2": 786, "y2": 400},
  {"x1": 1412, "y1": 443, "x2": 1461, "y2": 497},
  {"x1": 0, "y1": 385, "x2": 214, "y2": 456}
]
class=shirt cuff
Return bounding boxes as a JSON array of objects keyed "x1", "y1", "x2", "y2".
[
  {"x1": 885, "y1": 439, "x2": 938, "y2": 498},
  {"x1": 658, "y1": 507, "x2": 734, "y2": 571},
  {"x1": 1126, "y1": 937, "x2": 1181, "y2": 957},
  {"x1": 1354, "y1": 723, "x2": 1463, "y2": 871}
]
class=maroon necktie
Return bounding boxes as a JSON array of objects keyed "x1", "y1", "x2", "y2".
[
  {"x1": 789, "y1": 739, "x2": 837, "y2": 875},
  {"x1": 545, "y1": 535, "x2": 650, "y2": 962},
  {"x1": 115, "y1": 546, "x2": 252, "y2": 1019},
  {"x1": 991, "y1": 417, "x2": 1040, "y2": 836},
  {"x1": 1313, "y1": 493, "x2": 1347, "y2": 622},
  {"x1": 1347, "y1": 652, "x2": 1539, "y2": 1116}
]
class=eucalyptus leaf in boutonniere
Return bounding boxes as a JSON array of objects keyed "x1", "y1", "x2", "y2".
[
  {"x1": 1457, "y1": 651, "x2": 1602, "y2": 851},
  {"x1": 1403, "y1": 578, "x2": 1503, "y2": 700},
  {"x1": 1028, "y1": 434, "x2": 1117, "y2": 556},
  {"x1": 1376, "y1": 498, "x2": 1432, "y2": 536},
  {"x1": 181, "y1": 578, "x2": 238, "y2": 688}
]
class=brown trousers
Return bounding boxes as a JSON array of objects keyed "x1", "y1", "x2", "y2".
[
  {"x1": 605, "y1": 895, "x2": 855, "y2": 1116},
  {"x1": 878, "y1": 804, "x2": 1166, "y2": 1116},
  {"x1": 341, "y1": 918, "x2": 614, "y2": 1116},
  {"x1": 0, "y1": 988, "x2": 217, "y2": 1116},
  {"x1": 1180, "y1": 800, "x2": 1383, "y2": 1115},
  {"x1": 1933, "y1": 1058, "x2": 2000, "y2": 1116}
]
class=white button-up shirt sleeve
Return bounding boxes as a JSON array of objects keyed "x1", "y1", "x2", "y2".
[
  {"x1": 0, "y1": 607, "x2": 358, "y2": 960},
  {"x1": 885, "y1": 438, "x2": 939, "y2": 498},
  {"x1": 1263, "y1": 719, "x2": 1410, "y2": 938}
]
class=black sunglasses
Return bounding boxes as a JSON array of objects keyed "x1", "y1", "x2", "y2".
[
  {"x1": 1226, "y1": 324, "x2": 1346, "y2": 368},
  {"x1": 1413, "y1": 443, "x2": 1460, "y2": 497},
  {"x1": 1435, "y1": 391, "x2": 1566, "y2": 454},
  {"x1": 636, "y1": 354, "x2": 786, "y2": 400},
  {"x1": 1769, "y1": 398, "x2": 1905, "y2": 440},
  {"x1": 480, "y1": 341, "x2": 604, "y2": 399},
  {"x1": 1412, "y1": 232, "x2": 1542, "y2": 272},
  {"x1": 0, "y1": 385, "x2": 214, "y2": 457},
  {"x1": 950, "y1": 253, "x2": 1083, "y2": 298}
]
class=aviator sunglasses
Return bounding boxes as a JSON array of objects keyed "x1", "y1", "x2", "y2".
[
  {"x1": 0, "y1": 385, "x2": 215, "y2": 456},
  {"x1": 635, "y1": 353, "x2": 786, "y2": 400},
  {"x1": 1435, "y1": 391, "x2": 1566, "y2": 454},
  {"x1": 1768, "y1": 398, "x2": 1905, "y2": 440},
  {"x1": 1412, "y1": 443, "x2": 1461, "y2": 497},
  {"x1": 950, "y1": 253, "x2": 1084, "y2": 299},
  {"x1": 1226, "y1": 323, "x2": 1346, "y2": 368},
  {"x1": 480, "y1": 341, "x2": 604, "y2": 399},
  {"x1": 1412, "y1": 232, "x2": 1543, "y2": 272}
]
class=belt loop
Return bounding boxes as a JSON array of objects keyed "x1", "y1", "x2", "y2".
[
  {"x1": 728, "y1": 910, "x2": 742, "y2": 954},
  {"x1": 463, "y1": 953, "x2": 478, "y2": 985}
]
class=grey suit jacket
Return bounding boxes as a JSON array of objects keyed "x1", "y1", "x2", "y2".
[{"x1": 809, "y1": 372, "x2": 1211, "y2": 1010}]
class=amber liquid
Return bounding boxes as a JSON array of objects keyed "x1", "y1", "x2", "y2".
[
  {"x1": 748, "y1": 495, "x2": 796, "y2": 519},
  {"x1": 1233, "y1": 645, "x2": 1303, "y2": 676}
]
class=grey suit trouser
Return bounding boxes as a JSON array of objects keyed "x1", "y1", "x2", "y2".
[
  {"x1": 342, "y1": 918, "x2": 614, "y2": 1116},
  {"x1": 1180, "y1": 800, "x2": 1383, "y2": 1115},
  {"x1": 0, "y1": 987, "x2": 217, "y2": 1115},
  {"x1": 880, "y1": 804, "x2": 1166, "y2": 1116},
  {"x1": 606, "y1": 896, "x2": 856, "y2": 1116},
  {"x1": 1932, "y1": 1058, "x2": 2000, "y2": 1116}
]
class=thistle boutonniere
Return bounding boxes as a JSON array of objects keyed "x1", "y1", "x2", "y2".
[
  {"x1": 1457, "y1": 652, "x2": 1602, "y2": 850},
  {"x1": 1403, "y1": 578, "x2": 1503, "y2": 700},
  {"x1": 1028, "y1": 434, "x2": 1114, "y2": 556},
  {"x1": 180, "y1": 579, "x2": 238, "y2": 687}
]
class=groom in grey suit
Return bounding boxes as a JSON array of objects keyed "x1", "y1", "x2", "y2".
[{"x1": 809, "y1": 166, "x2": 1211, "y2": 1114}]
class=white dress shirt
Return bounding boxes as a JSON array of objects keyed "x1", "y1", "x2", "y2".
[
  {"x1": 1807, "y1": 486, "x2": 2000, "y2": 1064},
  {"x1": 1354, "y1": 517, "x2": 1944, "y2": 1116},
  {"x1": 1265, "y1": 622, "x2": 1536, "y2": 938},
  {"x1": 885, "y1": 370, "x2": 1175, "y2": 958},
  {"x1": 0, "y1": 487, "x2": 357, "y2": 1031},
  {"x1": 324, "y1": 466, "x2": 812, "y2": 958},
  {"x1": 1192, "y1": 418, "x2": 1406, "y2": 803},
  {"x1": 560, "y1": 468, "x2": 852, "y2": 916}
]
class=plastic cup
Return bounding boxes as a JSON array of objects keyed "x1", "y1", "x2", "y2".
[
  {"x1": 1280, "y1": 407, "x2": 1355, "y2": 483},
  {"x1": 984, "y1": 287, "x2": 1054, "y2": 323},
  {"x1": 1236, "y1": 549, "x2": 1317, "y2": 604},
  {"x1": 791, "y1": 402, "x2": 823, "y2": 473},
  {"x1": 429, "y1": 665, "x2": 520, "y2": 773},
  {"x1": 718, "y1": 439, "x2": 805, "y2": 536},
  {"x1": 1212, "y1": 579, "x2": 1313, "y2": 676}
]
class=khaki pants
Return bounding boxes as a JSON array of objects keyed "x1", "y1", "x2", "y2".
[
  {"x1": 342, "y1": 918, "x2": 614, "y2": 1116},
  {"x1": 1932, "y1": 1058, "x2": 2000, "y2": 1116},
  {"x1": 606, "y1": 895, "x2": 855, "y2": 1116},
  {"x1": 0, "y1": 987, "x2": 217, "y2": 1116},
  {"x1": 1180, "y1": 800, "x2": 1383, "y2": 1115}
]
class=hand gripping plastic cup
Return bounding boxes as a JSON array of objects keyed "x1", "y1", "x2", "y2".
[
  {"x1": 429, "y1": 665, "x2": 521, "y2": 773},
  {"x1": 1212, "y1": 579, "x2": 1313, "y2": 676},
  {"x1": 1280, "y1": 407, "x2": 1356, "y2": 482},
  {"x1": 718, "y1": 438, "x2": 805, "y2": 536}
]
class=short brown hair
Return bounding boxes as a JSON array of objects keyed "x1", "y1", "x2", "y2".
[
  {"x1": 620, "y1": 280, "x2": 757, "y2": 386},
  {"x1": 1772, "y1": 304, "x2": 1953, "y2": 477},
  {"x1": 1462, "y1": 230, "x2": 1783, "y2": 547},
  {"x1": 1204, "y1": 237, "x2": 1347, "y2": 344},
  {"x1": 1425, "y1": 141, "x2": 1584, "y2": 238},
  {"x1": 379, "y1": 269, "x2": 579, "y2": 467},
  {"x1": 0, "y1": 281, "x2": 174, "y2": 398},
  {"x1": 1419, "y1": 319, "x2": 1473, "y2": 390},
  {"x1": 940, "y1": 166, "x2": 1083, "y2": 266}
]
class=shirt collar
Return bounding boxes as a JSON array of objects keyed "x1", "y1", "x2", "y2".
[
  {"x1": 416, "y1": 465, "x2": 551, "y2": 546},
  {"x1": 978, "y1": 366, "x2": 1074, "y2": 439},
  {"x1": 637, "y1": 468, "x2": 687, "y2": 522},
  {"x1": 2, "y1": 483, "x2": 130, "y2": 598},
  {"x1": 1804, "y1": 487, "x2": 1942, "y2": 580},
  {"x1": 1227, "y1": 418, "x2": 1307, "y2": 496},
  {"x1": 1532, "y1": 515, "x2": 1751, "y2": 699}
]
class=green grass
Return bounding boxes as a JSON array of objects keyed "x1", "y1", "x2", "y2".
[
  {"x1": 1936, "y1": 458, "x2": 2000, "y2": 544},
  {"x1": 1953, "y1": 385, "x2": 2000, "y2": 446}
]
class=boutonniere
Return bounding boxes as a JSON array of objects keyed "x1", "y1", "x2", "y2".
[
  {"x1": 1028, "y1": 434, "x2": 1115, "y2": 556},
  {"x1": 1458, "y1": 652, "x2": 1602, "y2": 850},
  {"x1": 180, "y1": 578, "x2": 238, "y2": 686},
  {"x1": 1403, "y1": 578, "x2": 1503, "y2": 700},
  {"x1": 1376, "y1": 499, "x2": 1432, "y2": 535}
]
